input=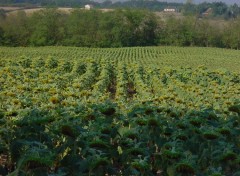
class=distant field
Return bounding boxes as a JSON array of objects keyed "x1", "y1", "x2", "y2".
[
  {"x1": 2, "y1": 6, "x2": 182, "y2": 17},
  {"x1": 0, "y1": 6, "x2": 113, "y2": 15},
  {"x1": 1, "y1": 7, "x2": 73, "y2": 15},
  {"x1": 0, "y1": 6, "x2": 22, "y2": 11},
  {"x1": 0, "y1": 46, "x2": 239, "y2": 72}
]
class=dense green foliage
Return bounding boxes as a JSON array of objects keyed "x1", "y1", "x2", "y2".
[
  {"x1": 0, "y1": 9, "x2": 240, "y2": 49},
  {"x1": 0, "y1": 9, "x2": 158, "y2": 47},
  {"x1": 1, "y1": 103, "x2": 240, "y2": 175},
  {"x1": 0, "y1": 46, "x2": 239, "y2": 175}
]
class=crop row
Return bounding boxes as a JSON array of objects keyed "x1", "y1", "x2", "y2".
[
  {"x1": 0, "y1": 46, "x2": 240, "y2": 72},
  {"x1": 0, "y1": 57, "x2": 239, "y2": 116}
]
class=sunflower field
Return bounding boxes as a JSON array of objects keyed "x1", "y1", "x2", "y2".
[{"x1": 0, "y1": 46, "x2": 240, "y2": 175}]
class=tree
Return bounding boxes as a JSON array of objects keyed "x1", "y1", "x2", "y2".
[
  {"x1": 64, "y1": 9, "x2": 101, "y2": 47},
  {"x1": 158, "y1": 17, "x2": 195, "y2": 46},
  {"x1": 183, "y1": 0, "x2": 197, "y2": 15},
  {"x1": 96, "y1": 10, "x2": 126, "y2": 47},
  {"x1": 0, "y1": 27, "x2": 4, "y2": 45},
  {"x1": 1, "y1": 11, "x2": 29, "y2": 46},
  {"x1": 194, "y1": 19, "x2": 224, "y2": 47},
  {"x1": 223, "y1": 18, "x2": 240, "y2": 49},
  {"x1": 0, "y1": 9, "x2": 6, "y2": 20},
  {"x1": 225, "y1": 3, "x2": 240, "y2": 19},
  {"x1": 211, "y1": 2, "x2": 228, "y2": 17},
  {"x1": 29, "y1": 8, "x2": 67, "y2": 46},
  {"x1": 121, "y1": 9, "x2": 158, "y2": 46}
]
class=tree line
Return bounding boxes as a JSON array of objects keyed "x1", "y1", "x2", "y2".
[{"x1": 0, "y1": 9, "x2": 240, "y2": 49}]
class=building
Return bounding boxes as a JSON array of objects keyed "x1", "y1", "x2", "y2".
[
  {"x1": 164, "y1": 8, "x2": 176, "y2": 12},
  {"x1": 85, "y1": 4, "x2": 93, "y2": 10},
  {"x1": 202, "y1": 8, "x2": 213, "y2": 17}
]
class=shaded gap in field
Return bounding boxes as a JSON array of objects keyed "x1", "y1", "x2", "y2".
[
  {"x1": 127, "y1": 81, "x2": 136, "y2": 100},
  {"x1": 107, "y1": 72, "x2": 116, "y2": 100}
]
